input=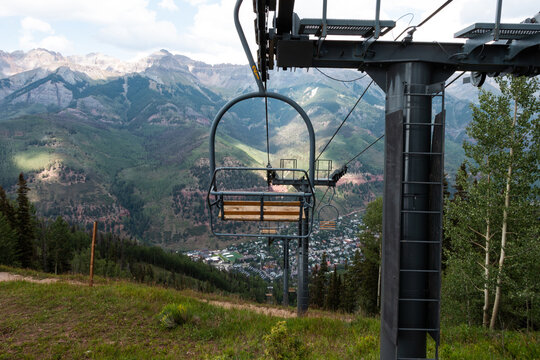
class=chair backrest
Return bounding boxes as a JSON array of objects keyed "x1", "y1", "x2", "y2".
[{"x1": 318, "y1": 203, "x2": 339, "y2": 231}]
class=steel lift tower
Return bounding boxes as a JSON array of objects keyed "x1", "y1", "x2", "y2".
[{"x1": 245, "y1": 0, "x2": 540, "y2": 358}]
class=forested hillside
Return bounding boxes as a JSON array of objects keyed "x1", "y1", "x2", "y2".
[
  {"x1": 0, "y1": 49, "x2": 476, "y2": 248},
  {"x1": 0, "y1": 174, "x2": 267, "y2": 301}
]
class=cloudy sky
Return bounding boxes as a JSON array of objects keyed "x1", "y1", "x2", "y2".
[{"x1": 0, "y1": 0, "x2": 537, "y2": 64}]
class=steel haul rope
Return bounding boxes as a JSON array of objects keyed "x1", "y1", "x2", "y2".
[{"x1": 315, "y1": 80, "x2": 374, "y2": 162}]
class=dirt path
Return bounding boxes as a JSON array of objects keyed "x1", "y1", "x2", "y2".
[
  {"x1": 0, "y1": 272, "x2": 295, "y2": 318},
  {"x1": 208, "y1": 300, "x2": 297, "y2": 318},
  {"x1": 207, "y1": 300, "x2": 353, "y2": 321},
  {"x1": 0, "y1": 272, "x2": 352, "y2": 321},
  {"x1": 0, "y1": 272, "x2": 59, "y2": 284}
]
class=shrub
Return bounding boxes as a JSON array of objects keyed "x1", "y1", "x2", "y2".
[
  {"x1": 158, "y1": 303, "x2": 191, "y2": 329},
  {"x1": 264, "y1": 321, "x2": 309, "y2": 360}
]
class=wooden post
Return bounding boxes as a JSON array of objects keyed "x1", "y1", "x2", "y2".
[{"x1": 89, "y1": 221, "x2": 97, "y2": 287}]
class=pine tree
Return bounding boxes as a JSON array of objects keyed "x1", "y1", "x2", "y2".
[
  {"x1": 341, "y1": 250, "x2": 362, "y2": 313},
  {"x1": 0, "y1": 185, "x2": 16, "y2": 227},
  {"x1": 47, "y1": 216, "x2": 72, "y2": 274},
  {"x1": 442, "y1": 163, "x2": 468, "y2": 271},
  {"x1": 311, "y1": 253, "x2": 329, "y2": 308},
  {"x1": 325, "y1": 265, "x2": 341, "y2": 311},
  {"x1": 0, "y1": 213, "x2": 19, "y2": 266},
  {"x1": 15, "y1": 173, "x2": 35, "y2": 268}
]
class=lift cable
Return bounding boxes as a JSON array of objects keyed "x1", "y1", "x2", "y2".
[
  {"x1": 314, "y1": 68, "x2": 368, "y2": 83},
  {"x1": 417, "y1": 0, "x2": 454, "y2": 28},
  {"x1": 394, "y1": 0, "x2": 454, "y2": 41},
  {"x1": 344, "y1": 134, "x2": 385, "y2": 167},
  {"x1": 391, "y1": 13, "x2": 414, "y2": 40},
  {"x1": 444, "y1": 71, "x2": 466, "y2": 89},
  {"x1": 315, "y1": 79, "x2": 374, "y2": 162},
  {"x1": 298, "y1": 0, "x2": 467, "y2": 229},
  {"x1": 264, "y1": 79, "x2": 270, "y2": 166},
  {"x1": 313, "y1": 15, "x2": 414, "y2": 83},
  {"x1": 315, "y1": 186, "x2": 331, "y2": 212},
  {"x1": 338, "y1": 67, "x2": 462, "y2": 168}
]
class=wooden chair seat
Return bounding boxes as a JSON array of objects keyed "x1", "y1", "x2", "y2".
[
  {"x1": 260, "y1": 228, "x2": 279, "y2": 234},
  {"x1": 220, "y1": 200, "x2": 302, "y2": 222},
  {"x1": 320, "y1": 220, "x2": 336, "y2": 230}
]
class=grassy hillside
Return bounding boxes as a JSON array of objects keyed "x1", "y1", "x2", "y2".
[{"x1": 1, "y1": 270, "x2": 538, "y2": 359}]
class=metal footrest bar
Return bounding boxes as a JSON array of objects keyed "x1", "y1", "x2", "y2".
[
  {"x1": 399, "y1": 298, "x2": 440, "y2": 302},
  {"x1": 403, "y1": 122, "x2": 443, "y2": 126},
  {"x1": 400, "y1": 240, "x2": 441, "y2": 244},
  {"x1": 403, "y1": 152, "x2": 443, "y2": 156},
  {"x1": 402, "y1": 181, "x2": 442, "y2": 185},
  {"x1": 398, "y1": 328, "x2": 439, "y2": 332},
  {"x1": 401, "y1": 210, "x2": 442, "y2": 214}
]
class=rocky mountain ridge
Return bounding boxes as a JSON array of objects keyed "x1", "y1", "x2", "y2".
[{"x1": 0, "y1": 48, "x2": 476, "y2": 249}]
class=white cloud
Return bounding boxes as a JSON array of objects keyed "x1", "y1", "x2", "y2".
[
  {"x1": 100, "y1": 20, "x2": 179, "y2": 50},
  {"x1": 21, "y1": 16, "x2": 53, "y2": 33},
  {"x1": 39, "y1": 35, "x2": 71, "y2": 51},
  {"x1": 19, "y1": 17, "x2": 71, "y2": 52},
  {"x1": 2, "y1": 0, "x2": 539, "y2": 63},
  {"x1": 159, "y1": 0, "x2": 179, "y2": 11},
  {"x1": 292, "y1": 0, "x2": 539, "y2": 42},
  {"x1": 182, "y1": 0, "x2": 256, "y2": 64},
  {"x1": 183, "y1": 0, "x2": 208, "y2": 6},
  {"x1": 2, "y1": 0, "x2": 181, "y2": 52}
]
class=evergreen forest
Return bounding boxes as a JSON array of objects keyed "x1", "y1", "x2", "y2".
[{"x1": 0, "y1": 174, "x2": 267, "y2": 301}]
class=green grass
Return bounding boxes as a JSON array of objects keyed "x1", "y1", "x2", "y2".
[
  {"x1": 0, "y1": 271, "x2": 538, "y2": 359},
  {"x1": 0, "y1": 279, "x2": 372, "y2": 360},
  {"x1": 13, "y1": 149, "x2": 55, "y2": 172},
  {"x1": 219, "y1": 251, "x2": 242, "y2": 263}
]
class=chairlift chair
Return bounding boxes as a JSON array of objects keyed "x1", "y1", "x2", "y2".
[
  {"x1": 207, "y1": 92, "x2": 317, "y2": 240},
  {"x1": 317, "y1": 187, "x2": 339, "y2": 231}
]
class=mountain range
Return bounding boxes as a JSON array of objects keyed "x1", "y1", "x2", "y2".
[{"x1": 0, "y1": 48, "x2": 482, "y2": 250}]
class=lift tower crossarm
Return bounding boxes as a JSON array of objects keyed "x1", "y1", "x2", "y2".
[{"x1": 275, "y1": 39, "x2": 540, "y2": 88}]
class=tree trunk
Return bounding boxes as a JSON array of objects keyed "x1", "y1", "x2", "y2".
[
  {"x1": 482, "y1": 218, "x2": 491, "y2": 327},
  {"x1": 465, "y1": 282, "x2": 472, "y2": 326},
  {"x1": 490, "y1": 100, "x2": 517, "y2": 330},
  {"x1": 490, "y1": 163, "x2": 511, "y2": 329},
  {"x1": 377, "y1": 263, "x2": 381, "y2": 309},
  {"x1": 482, "y1": 164, "x2": 492, "y2": 328}
]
